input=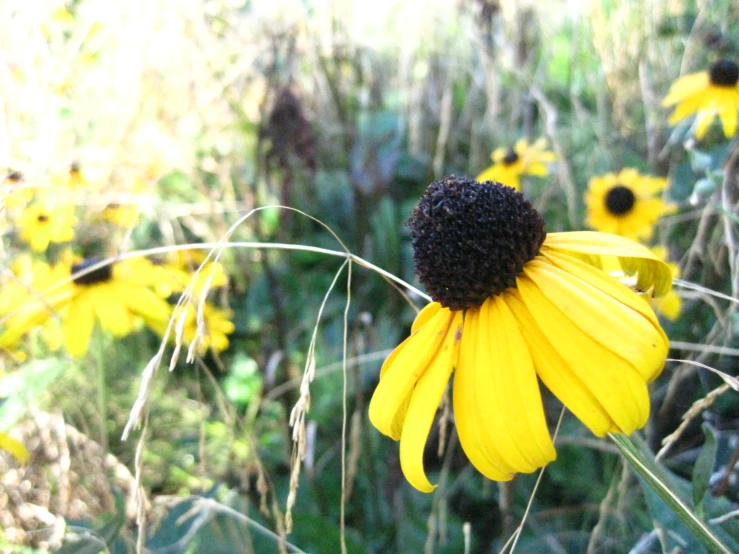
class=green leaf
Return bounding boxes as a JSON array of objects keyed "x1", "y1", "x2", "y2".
[
  {"x1": 0, "y1": 359, "x2": 68, "y2": 430},
  {"x1": 693, "y1": 424, "x2": 718, "y2": 509},
  {"x1": 609, "y1": 433, "x2": 733, "y2": 554}
]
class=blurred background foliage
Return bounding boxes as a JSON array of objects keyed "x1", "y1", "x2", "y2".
[{"x1": 1, "y1": 0, "x2": 739, "y2": 552}]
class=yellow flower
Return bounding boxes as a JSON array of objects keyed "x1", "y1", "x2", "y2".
[
  {"x1": 662, "y1": 59, "x2": 739, "y2": 139},
  {"x1": 149, "y1": 302, "x2": 235, "y2": 354},
  {"x1": 102, "y1": 204, "x2": 139, "y2": 228},
  {"x1": 369, "y1": 177, "x2": 671, "y2": 492},
  {"x1": 61, "y1": 259, "x2": 173, "y2": 357},
  {"x1": 50, "y1": 163, "x2": 95, "y2": 189},
  {"x1": 585, "y1": 168, "x2": 675, "y2": 242},
  {"x1": 2, "y1": 171, "x2": 34, "y2": 210},
  {"x1": 18, "y1": 202, "x2": 77, "y2": 252},
  {"x1": 476, "y1": 138, "x2": 555, "y2": 191}
]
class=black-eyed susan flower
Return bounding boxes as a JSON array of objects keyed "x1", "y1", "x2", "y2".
[
  {"x1": 476, "y1": 138, "x2": 555, "y2": 191},
  {"x1": 50, "y1": 163, "x2": 95, "y2": 189},
  {"x1": 585, "y1": 168, "x2": 675, "y2": 242},
  {"x1": 18, "y1": 202, "x2": 77, "y2": 252},
  {"x1": 369, "y1": 176, "x2": 671, "y2": 492},
  {"x1": 662, "y1": 59, "x2": 739, "y2": 139},
  {"x1": 2, "y1": 171, "x2": 34, "y2": 210},
  {"x1": 61, "y1": 259, "x2": 173, "y2": 357}
]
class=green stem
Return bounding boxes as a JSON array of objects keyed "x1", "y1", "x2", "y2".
[
  {"x1": 95, "y1": 328, "x2": 108, "y2": 453},
  {"x1": 608, "y1": 433, "x2": 731, "y2": 554}
]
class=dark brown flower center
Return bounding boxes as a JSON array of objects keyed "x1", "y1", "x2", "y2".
[
  {"x1": 36, "y1": 214, "x2": 50, "y2": 223},
  {"x1": 71, "y1": 259, "x2": 113, "y2": 285},
  {"x1": 407, "y1": 176, "x2": 546, "y2": 311},
  {"x1": 6, "y1": 171, "x2": 23, "y2": 183},
  {"x1": 502, "y1": 149, "x2": 519, "y2": 165},
  {"x1": 605, "y1": 185, "x2": 636, "y2": 215},
  {"x1": 709, "y1": 60, "x2": 739, "y2": 87}
]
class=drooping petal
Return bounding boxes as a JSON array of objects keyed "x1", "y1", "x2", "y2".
[
  {"x1": 63, "y1": 292, "x2": 96, "y2": 357},
  {"x1": 516, "y1": 272, "x2": 650, "y2": 434},
  {"x1": 543, "y1": 232, "x2": 672, "y2": 296},
  {"x1": 454, "y1": 306, "x2": 516, "y2": 481},
  {"x1": 505, "y1": 290, "x2": 617, "y2": 436},
  {"x1": 399, "y1": 310, "x2": 463, "y2": 492},
  {"x1": 718, "y1": 95, "x2": 738, "y2": 137},
  {"x1": 369, "y1": 306, "x2": 455, "y2": 439},
  {"x1": 695, "y1": 109, "x2": 717, "y2": 139},
  {"x1": 528, "y1": 254, "x2": 668, "y2": 383},
  {"x1": 454, "y1": 296, "x2": 556, "y2": 480}
]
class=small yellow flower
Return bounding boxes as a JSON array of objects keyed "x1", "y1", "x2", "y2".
[
  {"x1": 662, "y1": 59, "x2": 739, "y2": 139},
  {"x1": 2, "y1": 171, "x2": 34, "y2": 210},
  {"x1": 18, "y1": 203, "x2": 77, "y2": 252},
  {"x1": 476, "y1": 138, "x2": 555, "y2": 191},
  {"x1": 102, "y1": 204, "x2": 140, "y2": 228},
  {"x1": 50, "y1": 163, "x2": 95, "y2": 189},
  {"x1": 149, "y1": 302, "x2": 235, "y2": 354},
  {"x1": 585, "y1": 168, "x2": 675, "y2": 242},
  {"x1": 370, "y1": 177, "x2": 671, "y2": 492}
]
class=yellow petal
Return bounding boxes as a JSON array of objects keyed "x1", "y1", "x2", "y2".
[
  {"x1": 411, "y1": 302, "x2": 442, "y2": 335},
  {"x1": 719, "y1": 97, "x2": 738, "y2": 138},
  {"x1": 544, "y1": 232, "x2": 672, "y2": 296},
  {"x1": 516, "y1": 273, "x2": 650, "y2": 434},
  {"x1": 399, "y1": 310, "x2": 462, "y2": 492},
  {"x1": 662, "y1": 72, "x2": 709, "y2": 106},
  {"x1": 93, "y1": 285, "x2": 134, "y2": 337},
  {"x1": 369, "y1": 307, "x2": 455, "y2": 439},
  {"x1": 654, "y1": 291, "x2": 681, "y2": 321},
  {"x1": 528, "y1": 254, "x2": 668, "y2": 383},
  {"x1": 505, "y1": 290, "x2": 616, "y2": 436},
  {"x1": 120, "y1": 284, "x2": 174, "y2": 326},
  {"x1": 63, "y1": 292, "x2": 96, "y2": 357},
  {"x1": 695, "y1": 109, "x2": 716, "y2": 139},
  {"x1": 476, "y1": 166, "x2": 498, "y2": 183},
  {"x1": 0, "y1": 432, "x2": 29, "y2": 464},
  {"x1": 454, "y1": 297, "x2": 556, "y2": 479},
  {"x1": 667, "y1": 96, "x2": 702, "y2": 125},
  {"x1": 454, "y1": 306, "x2": 516, "y2": 481}
]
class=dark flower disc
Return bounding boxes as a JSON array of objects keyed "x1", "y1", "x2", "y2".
[
  {"x1": 407, "y1": 176, "x2": 546, "y2": 311},
  {"x1": 605, "y1": 185, "x2": 636, "y2": 215},
  {"x1": 502, "y1": 149, "x2": 520, "y2": 165},
  {"x1": 72, "y1": 259, "x2": 113, "y2": 285},
  {"x1": 709, "y1": 60, "x2": 739, "y2": 87}
]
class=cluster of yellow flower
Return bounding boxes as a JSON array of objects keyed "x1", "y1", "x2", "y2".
[
  {"x1": 0, "y1": 166, "x2": 234, "y2": 362},
  {"x1": 372, "y1": 59, "x2": 739, "y2": 492}
]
